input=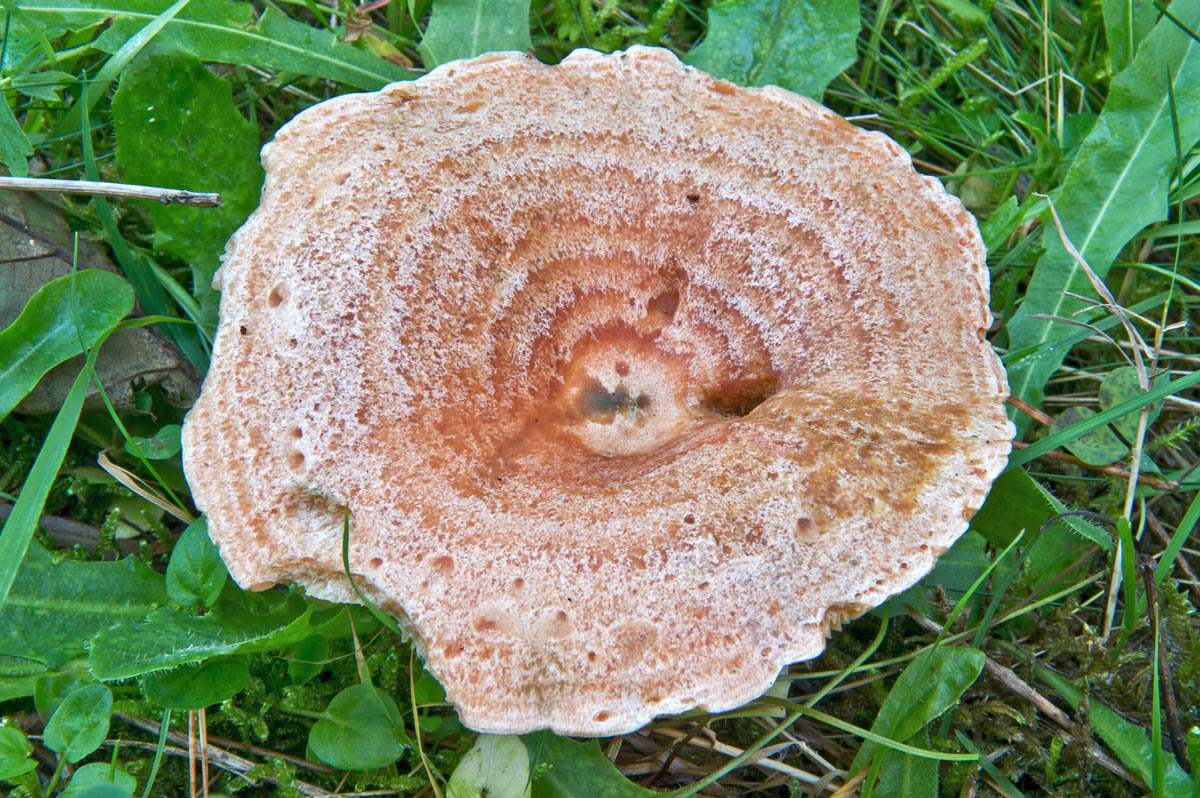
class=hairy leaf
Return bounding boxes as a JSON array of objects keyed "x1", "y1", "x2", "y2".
[
  {"x1": 44, "y1": 684, "x2": 112, "y2": 763},
  {"x1": 89, "y1": 595, "x2": 315, "y2": 679},
  {"x1": 142, "y1": 658, "x2": 249, "y2": 709},
  {"x1": 1003, "y1": 0, "x2": 1200, "y2": 414},
  {"x1": 165, "y1": 517, "x2": 227, "y2": 608},
  {"x1": 970, "y1": 468, "x2": 1111, "y2": 549},
  {"x1": 113, "y1": 54, "x2": 263, "y2": 328},
  {"x1": 16, "y1": 0, "x2": 408, "y2": 90},
  {"x1": 0, "y1": 543, "x2": 167, "y2": 674},
  {"x1": 0, "y1": 269, "x2": 133, "y2": 422},
  {"x1": 686, "y1": 0, "x2": 860, "y2": 98},
  {"x1": 419, "y1": 0, "x2": 532, "y2": 68}
]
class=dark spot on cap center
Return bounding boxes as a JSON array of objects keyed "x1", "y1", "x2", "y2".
[{"x1": 575, "y1": 378, "x2": 651, "y2": 423}]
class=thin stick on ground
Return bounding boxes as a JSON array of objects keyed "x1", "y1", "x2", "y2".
[{"x1": 0, "y1": 175, "x2": 222, "y2": 206}]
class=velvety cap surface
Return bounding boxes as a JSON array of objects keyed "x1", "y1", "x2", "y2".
[{"x1": 181, "y1": 47, "x2": 1014, "y2": 735}]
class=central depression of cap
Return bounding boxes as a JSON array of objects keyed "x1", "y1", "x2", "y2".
[{"x1": 181, "y1": 47, "x2": 1014, "y2": 735}]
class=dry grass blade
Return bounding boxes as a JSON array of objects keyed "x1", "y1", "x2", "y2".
[
  {"x1": 649, "y1": 726, "x2": 839, "y2": 789},
  {"x1": 97, "y1": 449, "x2": 192, "y2": 523}
]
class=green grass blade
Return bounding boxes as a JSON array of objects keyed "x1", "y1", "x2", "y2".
[
  {"x1": 954, "y1": 731, "x2": 1027, "y2": 798},
  {"x1": 341, "y1": 515, "x2": 405, "y2": 638},
  {"x1": 1006, "y1": 368, "x2": 1200, "y2": 470},
  {"x1": 1153, "y1": 488, "x2": 1200, "y2": 585},
  {"x1": 1152, "y1": 618, "x2": 1166, "y2": 798},
  {"x1": 139, "y1": 708, "x2": 170, "y2": 798},
  {"x1": 1117, "y1": 517, "x2": 1138, "y2": 634},
  {"x1": 0, "y1": 331, "x2": 114, "y2": 610},
  {"x1": 765, "y1": 699, "x2": 979, "y2": 762}
]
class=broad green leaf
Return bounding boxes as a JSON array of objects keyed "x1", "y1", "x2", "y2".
[
  {"x1": 1003, "y1": 0, "x2": 1200, "y2": 415},
  {"x1": 78, "y1": 88, "x2": 209, "y2": 372},
  {"x1": 50, "y1": 0, "x2": 195, "y2": 140},
  {"x1": 0, "y1": 673, "x2": 42, "y2": 702},
  {"x1": 35, "y1": 672, "x2": 92, "y2": 723},
  {"x1": 419, "y1": 0, "x2": 532, "y2": 68},
  {"x1": 872, "y1": 731, "x2": 939, "y2": 798},
  {"x1": 1051, "y1": 406, "x2": 1127, "y2": 465},
  {"x1": 309, "y1": 684, "x2": 408, "y2": 771},
  {"x1": 165, "y1": 517, "x2": 227, "y2": 607},
  {"x1": 143, "y1": 658, "x2": 249, "y2": 709},
  {"x1": 448, "y1": 734, "x2": 531, "y2": 798},
  {"x1": 67, "y1": 784, "x2": 133, "y2": 798},
  {"x1": 0, "y1": 269, "x2": 134, "y2": 422},
  {"x1": 0, "y1": 543, "x2": 167, "y2": 674},
  {"x1": 123, "y1": 423, "x2": 182, "y2": 461},
  {"x1": 17, "y1": 0, "x2": 409, "y2": 90},
  {"x1": 850, "y1": 647, "x2": 985, "y2": 774},
  {"x1": 521, "y1": 731, "x2": 658, "y2": 797},
  {"x1": 112, "y1": 54, "x2": 263, "y2": 328},
  {"x1": 0, "y1": 726, "x2": 36, "y2": 780},
  {"x1": 1099, "y1": 366, "x2": 1164, "y2": 441},
  {"x1": 685, "y1": 0, "x2": 860, "y2": 99},
  {"x1": 60, "y1": 762, "x2": 137, "y2": 798},
  {"x1": 0, "y1": 93, "x2": 32, "y2": 176},
  {"x1": 44, "y1": 684, "x2": 113, "y2": 763},
  {"x1": 919, "y1": 529, "x2": 989, "y2": 598},
  {"x1": 89, "y1": 595, "x2": 315, "y2": 679},
  {"x1": 287, "y1": 634, "x2": 328, "y2": 685},
  {"x1": 1103, "y1": 0, "x2": 1158, "y2": 71},
  {"x1": 414, "y1": 666, "x2": 446, "y2": 705},
  {"x1": 1039, "y1": 667, "x2": 1192, "y2": 796}
]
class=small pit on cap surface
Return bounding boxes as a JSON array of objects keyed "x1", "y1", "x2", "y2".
[{"x1": 181, "y1": 46, "x2": 1013, "y2": 737}]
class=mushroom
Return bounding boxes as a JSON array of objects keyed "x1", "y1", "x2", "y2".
[{"x1": 181, "y1": 47, "x2": 1014, "y2": 735}]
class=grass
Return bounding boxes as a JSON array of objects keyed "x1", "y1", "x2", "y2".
[{"x1": 1, "y1": 0, "x2": 1199, "y2": 796}]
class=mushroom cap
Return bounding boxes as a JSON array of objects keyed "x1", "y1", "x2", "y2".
[{"x1": 181, "y1": 47, "x2": 1013, "y2": 735}]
